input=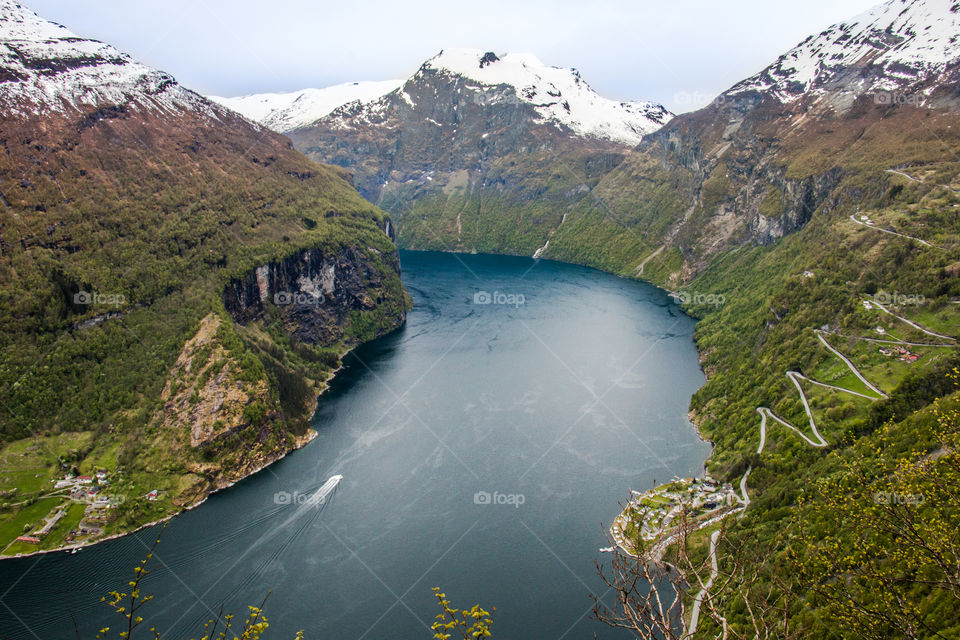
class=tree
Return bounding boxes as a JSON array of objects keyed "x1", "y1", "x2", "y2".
[{"x1": 592, "y1": 503, "x2": 804, "y2": 638}]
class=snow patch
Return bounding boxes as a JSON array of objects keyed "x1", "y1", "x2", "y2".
[
  {"x1": 0, "y1": 0, "x2": 215, "y2": 117},
  {"x1": 210, "y1": 79, "x2": 402, "y2": 132},
  {"x1": 421, "y1": 48, "x2": 671, "y2": 144},
  {"x1": 727, "y1": 0, "x2": 960, "y2": 103}
]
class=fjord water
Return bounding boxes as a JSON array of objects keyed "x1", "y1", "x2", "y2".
[{"x1": 0, "y1": 251, "x2": 709, "y2": 640}]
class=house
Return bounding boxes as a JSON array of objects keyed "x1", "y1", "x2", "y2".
[
  {"x1": 16, "y1": 536, "x2": 41, "y2": 544},
  {"x1": 874, "y1": 326, "x2": 886, "y2": 335},
  {"x1": 146, "y1": 490, "x2": 159, "y2": 501},
  {"x1": 95, "y1": 470, "x2": 108, "y2": 481},
  {"x1": 76, "y1": 476, "x2": 94, "y2": 485}
]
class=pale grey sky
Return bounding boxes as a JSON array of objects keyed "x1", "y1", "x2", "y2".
[{"x1": 27, "y1": 0, "x2": 880, "y2": 112}]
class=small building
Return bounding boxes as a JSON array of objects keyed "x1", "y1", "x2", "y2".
[
  {"x1": 146, "y1": 490, "x2": 159, "y2": 501},
  {"x1": 874, "y1": 326, "x2": 886, "y2": 335},
  {"x1": 76, "y1": 476, "x2": 94, "y2": 485},
  {"x1": 16, "y1": 536, "x2": 40, "y2": 544}
]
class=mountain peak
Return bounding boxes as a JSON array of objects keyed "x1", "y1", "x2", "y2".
[
  {"x1": 411, "y1": 47, "x2": 671, "y2": 144},
  {"x1": 215, "y1": 47, "x2": 671, "y2": 145},
  {"x1": 728, "y1": 0, "x2": 960, "y2": 104},
  {"x1": 210, "y1": 79, "x2": 403, "y2": 132},
  {"x1": 0, "y1": 0, "x2": 209, "y2": 117}
]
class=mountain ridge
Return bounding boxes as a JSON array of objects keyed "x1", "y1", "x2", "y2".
[{"x1": 215, "y1": 47, "x2": 672, "y2": 145}]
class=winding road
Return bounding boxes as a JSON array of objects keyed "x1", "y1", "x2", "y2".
[
  {"x1": 638, "y1": 301, "x2": 953, "y2": 636},
  {"x1": 814, "y1": 330, "x2": 889, "y2": 398},
  {"x1": 870, "y1": 298, "x2": 956, "y2": 342},
  {"x1": 849, "y1": 214, "x2": 937, "y2": 248},
  {"x1": 685, "y1": 529, "x2": 720, "y2": 638}
]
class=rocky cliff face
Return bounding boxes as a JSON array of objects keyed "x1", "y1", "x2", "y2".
[
  {"x1": 223, "y1": 243, "x2": 406, "y2": 346},
  {"x1": 542, "y1": 0, "x2": 960, "y2": 282}
]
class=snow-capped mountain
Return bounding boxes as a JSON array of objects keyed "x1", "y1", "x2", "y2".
[
  {"x1": 210, "y1": 80, "x2": 402, "y2": 133},
  {"x1": 280, "y1": 49, "x2": 671, "y2": 256},
  {"x1": 0, "y1": 0, "x2": 406, "y2": 519},
  {"x1": 604, "y1": 0, "x2": 960, "y2": 268},
  {"x1": 402, "y1": 48, "x2": 670, "y2": 145},
  {"x1": 0, "y1": 0, "x2": 213, "y2": 117},
  {"x1": 216, "y1": 48, "x2": 671, "y2": 145},
  {"x1": 728, "y1": 0, "x2": 960, "y2": 104}
]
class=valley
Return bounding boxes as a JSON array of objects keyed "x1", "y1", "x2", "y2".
[{"x1": 1, "y1": 0, "x2": 960, "y2": 637}]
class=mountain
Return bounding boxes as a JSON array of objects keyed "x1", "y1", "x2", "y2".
[
  {"x1": 569, "y1": 1, "x2": 960, "y2": 635},
  {"x1": 727, "y1": 0, "x2": 960, "y2": 105},
  {"x1": 0, "y1": 0, "x2": 407, "y2": 553},
  {"x1": 535, "y1": 0, "x2": 960, "y2": 282},
  {"x1": 0, "y1": 0, "x2": 208, "y2": 115},
  {"x1": 257, "y1": 47, "x2": 672, "y2": 256},
  {"x1": 209, "y1": 79, "x2": 403, "y2": 132}
]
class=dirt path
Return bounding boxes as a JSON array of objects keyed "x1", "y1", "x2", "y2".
[{"x1": 636, "y1": 245, "x2": 665, "y2": 276}]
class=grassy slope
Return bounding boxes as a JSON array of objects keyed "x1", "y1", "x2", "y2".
[{"x1": 0, "y1": 106, "x2": 408, "y2": 550}]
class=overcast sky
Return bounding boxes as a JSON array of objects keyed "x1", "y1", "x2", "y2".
[{"x1": 27, "y1": 0, "x2": 880, "y2": 112}]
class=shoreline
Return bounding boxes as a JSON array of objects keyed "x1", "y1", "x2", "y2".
[
  {"x1": 0, "y1": 429, "x2": 320, "y2": 561},
  {"x1": 0, "y1": 320, "x2": 404, "y2": 561}
]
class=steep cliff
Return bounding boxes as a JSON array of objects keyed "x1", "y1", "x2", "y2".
[
  {"x1": 223, "y1": 242, "x2": 405, "y2": 346},
  {"x1": 0, "y1": 0, "x2": 408, "y2": 552},
  {"x1": 540, "y1": 0, "x2": 960, "y2": 283}
]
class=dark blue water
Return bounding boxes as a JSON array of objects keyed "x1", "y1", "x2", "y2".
[{"x1": 0, "y1": 251, "x2": 709, "y2": 640}]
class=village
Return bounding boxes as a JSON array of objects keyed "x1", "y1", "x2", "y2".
[
  {"x1": 610, "y1": 476, "x2": 741, "y2": 557},
  {"x1": 5, "y1": 469, "x2": 160, "y2": 552}
]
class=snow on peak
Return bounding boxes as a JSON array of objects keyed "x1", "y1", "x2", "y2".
[
  {"x1": 420, "y1": 48, "x2": 671, "y2": 144},
  {"x1": 0, "y1": 0, "x2": 210, "y2": 117},
  {"x1": 728, "y1": 0, "x2": 960, "y2": 103},
  {"x1": 210, "y1": 79, "x2": 403, "y2": 132}
]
